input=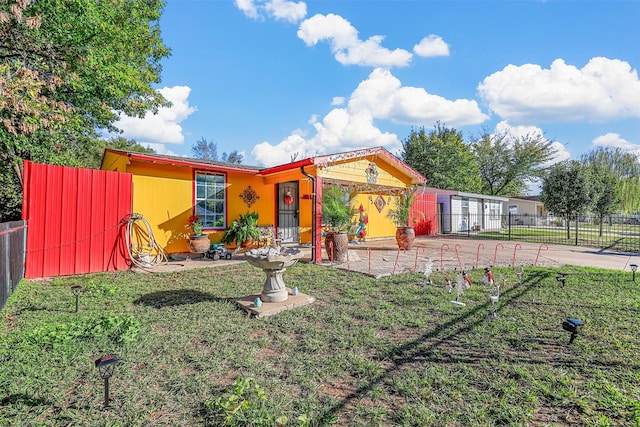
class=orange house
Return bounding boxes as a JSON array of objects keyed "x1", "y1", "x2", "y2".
[{"x1": 101, "y1": 146, "x2": 426, "y2": 263}]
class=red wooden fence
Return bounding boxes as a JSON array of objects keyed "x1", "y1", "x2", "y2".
[{"x1": 22, "y1": 161, "x2": 133, "y2": 279}]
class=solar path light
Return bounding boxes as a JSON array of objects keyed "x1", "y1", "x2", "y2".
[
  {"x1": 562, "y1": 318, "x2": 584, "y2": 344},
  {"x1": 630, "y1": 264, "x2": 638, "y2": 282},
  {"x1": 95, "y1": 355, "x2": 120, "y2": 408},
  {"x1": 71, "y1": 285, "x2": 83, "y2": 313}
]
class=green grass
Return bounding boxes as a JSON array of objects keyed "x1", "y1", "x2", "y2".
[{"x1": 1, "y1": 263, "x2": 639, "y2": 426}]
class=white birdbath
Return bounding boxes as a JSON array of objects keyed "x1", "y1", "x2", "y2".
[{"x1": 245, "y1": 248, "x2": 302, "y2": 303}]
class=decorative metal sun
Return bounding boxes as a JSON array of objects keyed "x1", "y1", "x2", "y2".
[{"x1": 239, "y1": 185, "x2": 260, "y2": 208}]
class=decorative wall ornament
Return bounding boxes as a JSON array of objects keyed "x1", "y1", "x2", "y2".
[
  {"x1": 283, "y1": 190, "x2": 294, "y2": 205},
  {"x1": 240, "y1": 185, "x2": 259, "y2": 208},
  {"x1": 374, "y1": 195, "x2": 386, "y2": 213},
  {"x1": 365, "y1": 162, "x2": 379, "y2": 184}
]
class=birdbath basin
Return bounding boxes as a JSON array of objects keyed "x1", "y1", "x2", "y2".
[{"x1": 245, "y1": 247, "x2": 302, "y2": 303}]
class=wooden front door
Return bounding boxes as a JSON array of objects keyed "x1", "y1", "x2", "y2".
[{"x1": 277, "y1": 182, "x2": 299, "y2": 244}]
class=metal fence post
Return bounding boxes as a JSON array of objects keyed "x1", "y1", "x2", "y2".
[{"x1": 508, "y1": 212, "x2": 512, "y2": 241}]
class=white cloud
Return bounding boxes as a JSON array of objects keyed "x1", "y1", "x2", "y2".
[
  {"x1": 352, "y1": 68, "x2": 488, "y2": 126},
  {"x1": 331, "y1": 96, "x2": 345, "y2": 106},
  {"x1": 494, "y1": 121, "x2": 571, "y2": 166},
  {"x1": 234, "y1": 0, "x2": 260, "y2": 19},
  {"x1": 114, "y1": 86, "x2": 197, "y2": 147},
  {"x1": 297, "y1": 13, "x2": 412, "y2": 67},
  {"x1": 251, "y1": 68, "x2": 488, "y2": 166},
  {"x1": 478, "y1": 57, "x2": 640, "y2": 124},
  {"x1": 265, "y1": 0, "x2": 307, "y2": 22},
  {"x1": 592, "y1": 132, "x2": 639, "y2": 151},
  {"x1": 235, "y1": 0, "x2": 306, "y2": 23},
  {"x1": 413, "y1": 35, "x2": 449, "y2": 57}
]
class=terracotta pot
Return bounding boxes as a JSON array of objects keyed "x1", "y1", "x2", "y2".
[
  {"x1": 188, "y1": 234, "x2": 210, "y2": 254},
  {"x1": 324, "y1": 231, "x2": 349, "y2": 263},
  {"x1": 395, "y1": 227, "x2": 415, "y2": 250}
]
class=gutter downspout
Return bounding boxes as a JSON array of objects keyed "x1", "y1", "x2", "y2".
[{"x1": 300, "y1": 166, "x2": 316, "y2": 263}]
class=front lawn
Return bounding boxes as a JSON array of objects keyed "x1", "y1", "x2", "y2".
[{"x1": 0, "y1": 263, "x2": 638, "y2": 426}]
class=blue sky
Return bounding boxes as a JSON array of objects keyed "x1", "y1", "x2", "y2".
[{"x1": 115, "y1": 0, "x2": 640, "y2": 170}]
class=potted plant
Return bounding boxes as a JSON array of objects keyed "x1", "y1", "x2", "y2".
[
  {"x1": 386, "y1": 187, "x2": 417, "y2": 250},
  {"x1": 322, "y1": 186, "x2": 355, "y2": 262},
  {"x1": 221, "y1": 211, "x2": 261, "y2": 248},
  {"x1": 186, "y1": 214, "x2": 210, "y2": 254}
]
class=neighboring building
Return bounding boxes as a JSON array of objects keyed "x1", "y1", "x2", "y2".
[
  {"x1": 101, "y1": 147, "x2": 426, "y2": 262},
  {"x1": 421, "y1": 187, "x2": 508, "y2": 233},
  {"x1": 503, "y1": 196, "x2": 549, "y2": 226}
]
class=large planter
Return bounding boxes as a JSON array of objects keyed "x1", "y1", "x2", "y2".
[
  {"x1": 395, "y1": 226, "x2": 415, "y2": 250},
  {"x1": 187, "y1": 234, "x2": 210, "y2": 254},
  {"x1": 324, "y1": 231, "x2": 349, "y2": 263}
]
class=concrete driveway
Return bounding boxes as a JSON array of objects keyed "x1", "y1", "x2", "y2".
[{"x1": 134, "y1": 236, "x2": 640, "y2": 278}]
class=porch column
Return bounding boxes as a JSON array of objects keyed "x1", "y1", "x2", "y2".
[{"x1": 314, "y1": 177, "x2": 323, "y2": 264}]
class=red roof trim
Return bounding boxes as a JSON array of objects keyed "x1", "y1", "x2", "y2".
[{"x1": 259, "y1": 158, "x2": 314, "y2": 175}]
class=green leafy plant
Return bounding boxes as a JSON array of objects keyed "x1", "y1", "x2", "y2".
[
  {"x1": 322, "y1": 186, "x2": 356, "y2": 233},
  {"x1": 221, "y1": 211, "x2": 261, "y2": 245},
  {"x1": 204, "y1": 377, "x2": 287, "y2": 426},
  {"x1": 188, "y1": 214, "x2": 204, "y2": 236},
  {"x1": 386, "y1": 187, "x2": 417, "y2": 227}
]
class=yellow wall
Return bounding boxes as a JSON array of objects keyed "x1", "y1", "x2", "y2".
[
  {"x1": 319, "y1": 158, "x2": 411, "y2": 187},
  {"x1": 350, "y1": 193, "x2": 398, "y2": 239}
]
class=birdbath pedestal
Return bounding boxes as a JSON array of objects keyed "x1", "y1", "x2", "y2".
[{"x1": 245, "y1": 249, "x2": 302, "y2": 303}]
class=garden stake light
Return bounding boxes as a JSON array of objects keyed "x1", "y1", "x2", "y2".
[
  {"x1": 562, "y1": 318, "x2": 584, "y2": 344},
  {"x1": 630, "y1": 264, "x2": 638, "y2": 282},
  {"x1": 95, "y1": 355, "x2": 120, "y2": 408},
  {"x1": 556, "y1": 275, "x2": 567, "y2": 287},
  {"x1": 71, "y1": 285, "x2": 83, "y2": 313}
]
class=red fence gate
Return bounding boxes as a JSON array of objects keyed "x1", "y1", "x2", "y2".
[
  {"x1": 412, "y1": 192, "x2": 438, "y2": 235},
  {"x1": 22, "y1": 161, "x2": 133, "y2": 279}
]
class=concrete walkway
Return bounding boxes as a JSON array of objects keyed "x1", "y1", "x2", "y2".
[{"x1": 134, "y1": 236, "x2": 640, "y2": 278}]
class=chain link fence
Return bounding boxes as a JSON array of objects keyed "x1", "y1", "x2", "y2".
[{"x1": 435, "y1": 213, "x2": 640, "y2": 253}]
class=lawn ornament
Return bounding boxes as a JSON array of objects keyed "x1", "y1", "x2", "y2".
[
  {"x1": 482, "y1": 267, "x2": 494, "y2": 285},
  {"x1": 421, "y1": 259, "x2": 433, "y2": 286},
  {"x1": 445, "y1": 278, "x2": 452, "y2": 293},
  {"x1": 451, "y1": 272, "x2": 467, "y2": 306},
  {"x1": 462, "y1": 271, "x2": 472, "y2": 288},
  {"x1": 488, "y1": 281, "x2": 500, "y2": 319},
  {"x1": 207, "y1": 243, "x2": 232, "y2": 260}
]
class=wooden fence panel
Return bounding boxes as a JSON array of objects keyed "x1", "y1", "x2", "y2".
[{"x1": 22, "y1": 161, "x2": 133, "y2": 279}]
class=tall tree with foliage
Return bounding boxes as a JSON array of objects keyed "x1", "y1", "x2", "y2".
[
  {"x1": 586, "y1": 164, "x2": 620, "y2": 236},
  {"x1": 192, "y1": 138, "x2": 244, "y2": 164},
  {"x1": 580, "y1": 146, "x2": 640, "y2": 214},
  {"x1": 0, "y1": 0, "x2": 169, "y2": 221},
  {"x1": 471, "y1": 130, "x2": 557, "y2": 196},
  {"x1": 540, "y1": 161, "x2": 591, "y2": 239},
  {"x1": 400, "y1": 123, "x2": 481, "y2": 192},
  {"x1": 192, "y1": 137, "x2": 219, "y2": 161}
]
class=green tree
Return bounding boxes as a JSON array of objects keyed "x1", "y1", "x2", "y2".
[
  {"x1": 580, "y1": 147, "x2": 640, "y2": 214},
  {"x1": 192, "y1": 137, "x2": 219, "y2": 161},
  {"x1": 471, "y1": 130, "x2": 557, "y2": 196},
  {"x1": 586, "y1": 164, "x2": 620, "y2": 236},
  {"x1": 0, "y1": 0, "x2": 169, "y2": 220},
  {"x1": 540, "y1": 161, "x2": 591, "y2": 239},
  {"x1": 222, "y1": 150, "x2": 244, "y2": 164},
  {"x1": 400, "y1": 123, "x2": 481, "y2": 192}
]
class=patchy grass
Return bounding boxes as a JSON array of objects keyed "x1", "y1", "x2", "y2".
[{"x1": 0, "y1": 263, "x2": 639, "y2": 426}]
